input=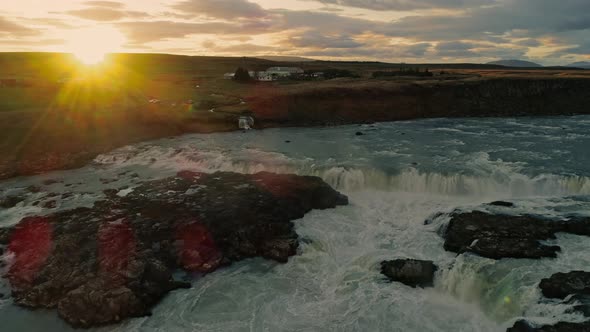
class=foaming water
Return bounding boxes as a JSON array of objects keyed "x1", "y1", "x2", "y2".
[
  {"x1": 1, "y1": 116, "x2": 590, "y2": 331},
  {"x1": 102, "y1": 192, "x2": 503, "y2": 332},
  {"x1": 316, "y1": 167, "x2": 590, "y2": 196},
  {"x1": 91, "y1": 142, "x2": 590, "y2": 197}
]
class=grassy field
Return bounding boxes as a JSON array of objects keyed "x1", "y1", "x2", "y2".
[{"x1": 0, "y1": 52, "x2": 588, "y2": 179}]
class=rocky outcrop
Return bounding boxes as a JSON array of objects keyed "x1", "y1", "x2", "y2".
[
  {"x1": 488, "y1": 201, "x2": 515, "y2": 207},
  {"x1": 568, "y1": 295, "x2": 590, "y2": 317},
  {"x1": 540, "y1": 271, "x2": 590, "y2": 299},
  {"x1": 507, "y1": 271, "x2": 590, "y2": 331},
  {"x1": 380, "y1": 259, "x2": 438, "y2": 288},
  {"x1": 249, "y1": 78, "x2": 590, "y2": 128},
  {"x1": 442, "y1": 211, "x2": 590, "y2": 259},
  {"x1": 0, "y1": 171, "x2": 348, "y2": 328},
  {"x1": 0, "y1": 195, "x2": 26, "y2": 209},
  {"x1": 508, "y1": 320, "x2": 590, "y2": 332},
  {"x1": 540, "y1": 271, "x2": 590, "y2": 318}
]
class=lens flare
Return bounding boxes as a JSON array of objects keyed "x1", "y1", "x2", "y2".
[{"x1": 65, "y1": 26, "x2": 125, "y2": 65}]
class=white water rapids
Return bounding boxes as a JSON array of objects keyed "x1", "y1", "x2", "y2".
[{"x1": 1, "y1": 116, "x2": 590, "y2": 331}]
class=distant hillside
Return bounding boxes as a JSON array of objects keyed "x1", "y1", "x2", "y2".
[
  {"x1": 256, "y1": 56, "x2": 315, "y2": 62},
  {"x1": 486, "y1": 60, "x2": 542, "y2": 67},
  {"x1": 567, "y1": 61, "x2": 590, "y2": 69}
]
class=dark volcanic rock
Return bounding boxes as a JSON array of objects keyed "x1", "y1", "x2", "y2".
[
  {"x1": 0, "y1": 195, "x2": 26, "y2": 209},
  {"x1": 42, "y1": 200, "x2": 57, "y2": 209},
  {"x1": 443, "y1": 211, "x2": 590, "y2": 259},
  {"x1": 0, "y1": 171, "x2": 347, "y2": 328},
  {"x1": 562, "y1": 218, "x2": 590, "y2": 237},
  {"x1": 512, "y1": 272, "x2": 590, "y2": 332},
  {"x1": 0, "y1": 228, "x2": 10, "y2": 244},
  {"x1": 489, "y1": 201, "x2": 515, "y2": 207},
  {"x1": 508, "y1": 320, "x2": 590, "y2": 332},
  {"x1": 103, "y1": 189, "x2": 119, "y2": 199},
  {"x1": 540, "y1": 271, "x2": 590, "y2": 300},
  {"x1": 27, "y1": 186, "x2": 41, "y2": 193},
  {"x1": 568, "y1": 295, "x2": 590, "y2": 317},
  {"x1": 381, "y1": 259, "x2": 437, "y2": 288},
  {"x1": 42, "y1": 179, "x2": 61, "y2": 186},
  {"x1": 61, "y1": 192, "x2": 74, "y2": 200}
]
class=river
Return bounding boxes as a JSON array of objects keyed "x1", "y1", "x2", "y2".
[{"x1": 1, "y1": 116, "x2": 590, "y2": 331}]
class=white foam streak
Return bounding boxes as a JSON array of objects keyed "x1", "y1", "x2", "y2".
[
  {"x1": 94, "y1": 145, "x2": 590, "y2": 198},
  {"x1": 316, "y1": 167, "x2": 590, "y2": 197}
]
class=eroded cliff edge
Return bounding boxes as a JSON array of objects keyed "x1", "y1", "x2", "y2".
[
  {"x1": 249, "y1": 78, "x2": 590, "y2": 126},
  {"x1": 2, "y1": 77, "x2": 590, "y2": 181}
]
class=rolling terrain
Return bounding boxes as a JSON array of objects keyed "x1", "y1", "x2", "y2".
[{"x1": 0, "y1": 52, "x2": 589, "y2": 179}]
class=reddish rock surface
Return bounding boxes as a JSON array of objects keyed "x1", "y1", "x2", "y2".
[{"x1": 0, "y1": 171, "x2": 347, "y2": 328}]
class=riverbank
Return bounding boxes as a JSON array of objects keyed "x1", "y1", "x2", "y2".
[{"x1": 1, "y1": 61, "x2": 590, "y2": 181}]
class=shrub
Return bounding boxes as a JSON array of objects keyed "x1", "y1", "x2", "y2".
[{"x1": 233, "y1": 67, "x2": 251, "y2": 82}]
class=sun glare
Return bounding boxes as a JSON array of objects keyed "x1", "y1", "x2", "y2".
[{"x1": 65, "y1": 26, "x2": 125, "y2": 65}]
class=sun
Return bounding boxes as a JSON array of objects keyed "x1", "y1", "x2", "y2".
[
  {"x1": 74, "y1": 50, "x2": 106, "y2": 65},
  {"x1": 65, "y1": 26, "x2": 125, "y2": 65}
]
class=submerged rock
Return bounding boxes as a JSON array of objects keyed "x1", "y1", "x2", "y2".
[
  {"x1": 443, "y1": 211, "x2": 590, "y2": 259},
  {"x1": 42, "y1": 179, "x2": 61, "y2": 186},
  {"x1": 507, "y1": 271, "x2": 590, "y2": 331},
  {"x1": 540, "y1": 271, "x2": 590, "y2": 299},
  {"x1": 380, "y1": 259, "x2": 437, "y2": 288},
  {"x1": 508, "y1": 320, "x2": 590, "y2": 332},
  {"x1": 568, "y1": 295, "x2": 590, "y2": 317},
  {"x1": 488, "y1": 201, "x2": 515, "y2": 207},
  {"x1": 0, "y1": 171, "x2": 348, "y2": 328},
  {"x1": 0, "y1": 195, "x2": 26, "y2": 209},
  {"x1": 41, "y1": 200, "x2": 57, "y2": 209},
  {"x1": 540, "y1": 271, "x2": 590, "y2": 317}
]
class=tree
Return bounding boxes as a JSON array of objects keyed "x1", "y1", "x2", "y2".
[{"x1": 233, "y1": 67, "x2": 251, "y2": 82}]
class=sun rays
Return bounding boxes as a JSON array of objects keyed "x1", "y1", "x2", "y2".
[{"x1": 64, "y1": 26, "x2": 126, "y2": 65}]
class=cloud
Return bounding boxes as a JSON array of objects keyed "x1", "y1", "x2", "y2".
[
  {"x1": 515, "y1": 39, "x2": 542, "y2": 47},
  {"x1": 434, "y1": 41, "x2": 477, "y2": 57},
  {"x1": 64, "y1": 1, "x2": 149, "y2": 21},
  {"x1": 313, "y1": 0, "x2": 495, "y2": 11},
  {"x1": 118, "y1": 21, "x2": 212, "y2": 43},
  {"x1": 299, "y1": 42, "x2": 432, "y2": 59},
  {"x1": 118, "y1": 20, "x2": 271, "y2": 43},
  {"x1": 0, "y1": 17, "x2": 38, "y2": 37},
  {"x1": 379, "y1": 0, "x2": 590, "y2": 40},
  {"x1": 5, "y1": 0, "x2": 585, "y2": 63},
  {"x1": 171, "y1": 0, "x2": 267, "y2": 19},
  {"x1": 211, "y1": 43, "x2": 276, "y2": 53},
  {"x1": 66, "y1": 7, "x2": 149, "y2": 21},
  {"x1": 83, "y1": 1, "x2": 125, "y2": 8},
  {"x1": 117, "y1": 0, "x2": 589, "y2": 63},
  {"x1": 288, "y1": 30, "x2": 364, "y2": 49},
  {"x1": 21, "y1": 17, "x2": 75, "y2": 29},
  {"x1": 0, "y1": 38, "x2": 65, "y2": 46},
  {"x1": 551, "y1": 37, "x2": 590, "y2": 56}
]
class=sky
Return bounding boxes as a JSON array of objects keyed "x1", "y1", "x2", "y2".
[{"x1": 0, "y1": 0, "x2": 589, "y2": 65}]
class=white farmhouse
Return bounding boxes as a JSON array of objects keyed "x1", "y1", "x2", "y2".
[
  {"x1": 254, "y1": 67, "x2": 305, "y2": 81},
  {"x1": 265, "y1": 67, "x2": 304, "y2": 77},
  {"x1": 256, "y1": 71, "x2": 275, "y2": 81},
  {"x1": 226, "y1": 67, "x2": 305, "y2": 81}
]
